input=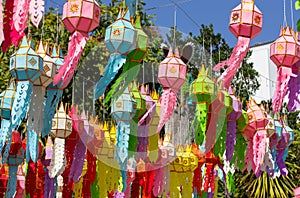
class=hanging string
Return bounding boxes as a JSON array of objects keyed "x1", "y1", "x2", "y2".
[
  {"x1": 41, "y1": 0, "x2": 46, "y2": 40},
  {"x1": 290, "y1": 0, "x2": 294, "y2": 30},
  {"x1": 135, "y1": 0, "x2": 139, "y2": 15},
  {"x1": 202, "y1": 33, "x2": 205, "y2": 65},
  {"x1": 283, "y1": 0, "x2": 288, "y2": 27},
  {"x1": 55, "y1": 5, "x2": 59, "y2": 44},
  {"x1": 82, "y1": 78, "x2": 85, "y2": 112},
  {"x1": 210, "y1": 37, "x2": 213, "y2": 77},
  {"x1": 142, "y1": 61, "x2": 145, "y2": 85},
  {"x1": 72, "y1": 76, "x2": 75, "y2": 105},
  {"x1": 173, "y1": 6, "x2": 177, "y2": 48}
]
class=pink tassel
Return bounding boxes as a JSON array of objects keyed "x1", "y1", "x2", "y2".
[
  {"x1": 272, "y1": 67, "x2": 296, "y2": 112},
  {"x1": 156, "y1": 88, "x2": 177, "y2": 134},
  {"x1": 29, "y1": 0, "x2": 44, "y2": 28},
  {"x1": 214, "y1": 37, "x2": 250, "y2": 89},
  {"x1": 0, "y1": 0, "x2": 4, "y2": 45},
  {"x1": 2, "y1": 0, "x2": 15, "y2": 51},
  {"x1": 53, "y1": 31, "x2": 88, "y2": 88},
  {"x1": 11, "y1": 0, "x2": 30, "y2": 46},
  {"x1": 243, "y1": 140, "x2": 254, "y2": 172},
  {"x1": 252, "y1": 130, "x2": 266, "y2": 174}
]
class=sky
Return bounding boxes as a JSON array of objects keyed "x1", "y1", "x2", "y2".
[{"x1": 48, "y1": 0, "x2": 300, "y2": 47}]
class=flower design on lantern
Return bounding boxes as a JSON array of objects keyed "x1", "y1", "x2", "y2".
[
  {"x1": 270, "y1": 26, "x2": 300, "y2": 112},
  {"x1": 214, "y1": 0, "x2": 263, "y2": 89}
]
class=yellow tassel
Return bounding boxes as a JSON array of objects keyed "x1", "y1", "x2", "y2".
[
  {"x1": 213, "y1": 177, "x2": 220, "y2": 198},
  {"x1": 74, "y1": 159, "x2": 88, "y2": 198}
]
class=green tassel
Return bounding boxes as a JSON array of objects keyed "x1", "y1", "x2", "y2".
[
  {"x1": 213, "y1": 119, "x2": 227, "y2": 157},
  {"x1": 195, "y1": 103, "x2": 208, "y2": 145},
  {"x1": 128, "y1": 119, "x2": 138, "y2": 158},
  {"x1": 232, "y1": 134, "x2": 246, "y2": 170}
]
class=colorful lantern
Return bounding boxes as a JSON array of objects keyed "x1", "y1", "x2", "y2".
[
  {"x1": 190, "y1": 66, "x2": 218, "y2": 146},
  {"x1": 214, "y1": 0, "x2": 263, "y2": 89},
  {"x1": 94, "y1": 9, "x2": 136, "y2": 99},
  {"x1": 49, "y1": 103, "x2": 72, "y2": 178},
  {"x1": 42, "y1": 45, "x2": 64, "y2": 137},
  {"x1": 112, "y1": 88, "x2": 136, "y2": 164},
  {"x1": 156, "y1": 47, "x2": 187, "y2": 133},
  {"x1": 0, "y1": 80, "x2": 16, "y2": 153},
  {"x1": 270, "y1": 26, "x2": 300, "y2": 112},
  {"x1": 53, "y1": 0, "x2": 100, "y2": 88}
]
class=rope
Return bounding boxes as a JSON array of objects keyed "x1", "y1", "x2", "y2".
[
  {"x1": 283, "y1": 0, "x2": 287, "y2": 27},
  {"x1": 290, "y1": 0, "x2": 294, "y2": 30}
]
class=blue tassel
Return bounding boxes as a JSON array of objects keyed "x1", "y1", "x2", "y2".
[
  {"x1": 6, "y1": 165, "x2": 18, "y2": 198},
  {"x1": 0, "y1": 119, "x2": 11, "y2": 154},
  {"x1": 94, "y1": 54, "x2": 126, "y2": 99},
  {"x1": 116, "y1": 122, "x2": 130, "y2": 164},
  {"x1": 121, "y1": 169, "x2": 127, "y2": 192},
  {"x1": 27, "y1": 130, "x2": 38, "y2": 162},
  {"x1": 42, "y1": 88, "x2": 63, "y2": 137}
]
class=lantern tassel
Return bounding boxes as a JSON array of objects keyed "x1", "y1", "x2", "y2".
[
  {"x1": 213, "y1": 37, "x2": 250, "y2": 89},
  {"x1": 116, "y1": 122, "x2": 130, "y2": 163},
  {"x1": 26, "y1": 130, "x2": 38, "y2": 162},
  {"x1": 49, "y1": 138, "x2": 66, "y2": 178},
  {"x1": 136, "y1": 123, "x2": 149, "y2": 161},
  {"x1": 287, "y1": 63, "x2": 300, "y2": 111},
  {"x1": 275, "y1": 133, "x2": 289, "y2": 176},
  {"x1": 225, "y1": 120, "x2": 237, "y2": 162},
  {"x1": 42, "y1": 88, "x2": 63, "y2": 137},
  {"x1": 53, "y1": 31, "x2": 88, "y2": 88},
  {"x1": 156, "y1": 88, "x2": 177, "y2": 134},
  {"x1": 69, "y1": 137, "x2": 86, "y2": 183},
  {"x1": 0, "y1": 0, "x2": 4, "y2": 45},
  {"x1": 272, "y1": 67, "x2": 297, "y2": 112},
  {"x1": 2, "y1": 0, "x2": 14, "y2": 51},
  {"x1": 11, "y1": 0, "x2": 30, "y2": 46},
  {"x1": 105, "y1": 62, "x2": 140, "y2": 104},
  {"x1": 153, "y1": 166, "x2": 164, "y2": 197},
  {"x1": 94, "y1": 53, "x2": 127, "y2": 99},
  {"x1": 243, "y1": 139, "x2": 254, "y2": 172},
  {"x1": 6, "y1": 165, "x2": 18, "y2": 198},
  {"x1": 195, "y1": 103, "x2": 208, "y2": 146},
  {"x1": 29, "y1": 0, "x2": 45, "y2": 28},
  {"x1": 0, "y1": 119, "x2": 11, "y2": 155}
]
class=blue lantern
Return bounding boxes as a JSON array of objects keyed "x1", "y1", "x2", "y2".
[{"x1": 94, "y1": 9, "x2": 137, "y2": 99}]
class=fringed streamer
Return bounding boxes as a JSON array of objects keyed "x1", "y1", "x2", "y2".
[
  {"x1": 15, "y1": 165, "x2": 25, "y2": 198},
  {"x1": 29, "y1": 0, "x2": 44, "y2": 28},
  {"x1": 2, "y1": 0, "x2": 14, "y2": 51},
  {"x1": 105, "y1": 62, "x2": 140, "y2": 104},
  {"x1": 128, "y1": 120, "x2": 138, "y2": 159},
  {"x1": 11, "y1": 81, "x2": 33, "y2": 130},
  {"x1": 82, "y1": 150, "x2": 97, "y2": 197},
  {"x1": 0, "y1": 119, "x2": 11, "y2": 156},
  {"x1": 136, "y1": 123, "x2": 148, "y2": 161},
  {"x1": 243, "y1": 139, "x2": 254, "y2": 172},
  {"x1": 73, "y1": 160, "x2": 87, "y2": 198},
  {"x1": 252, "y1": 130, "x2": 267, "y2": 174},
  {"x1": 116, "y1": 122, "x2": 130, "y2": 163},
  {"x1": 6, "y1": 166, "x2": 18, "y2": 198},
  {"x1": 131, "y1": 172, "x2": 141, "y2": 198},
  {"x1": 0, "y1": 0, "x2": 4, "y2": 45},
  {"x1": 275, "y1": 132, "x2": 289, "y2": 176},
  {"x1": 142, "y1": 165, "x2": 155, "y2": 198},
  {"x1": 0, "y1": 165, "x2": 8, "y2": 196},
  {"x1": 69, "y1": 137, "x2": 86, "y2": 183},
  {"x1": 25, "y1": 160, "x2": 37, "y2": 197},
  {"x1": 269, "y1": 133, "x2": 278, "y2": 177},
  {"x1": 94, "y1": 53, "x2": 127, "y2": 99},
  {"x1": 42, "y1": 88, "x2": 63, "y2": 137},
  {"x1": 125, "y1": 0, "x2": 137, "y2": 17},
  {"x1": 213, "y1": 120, "x2": 227, "y2": 157},
  {"x1": 232, "y1": 134, "x2": 246, "y2": 170},
  {"x1": 49, "y1": 138, "x2": 66, "y2": 178},
  {"x1": 272, "y1": 67, "x2": 297, "y2": 112},
  {"x1": 195, "y1": 103, "x2": 208, "y2": 146},
  {"x1": 260, "y1": 138, "x2": 274, "y2": 174},
  {"x1": 169, "y1": 171, "x2": 180, "y2": 198},
  {"x1": 43, "y1": 161, "x2": 55, "y2": 197},
  {"x1": 26, "y1": 130, "x2": 38, "y2": 163},
  {"x1": 225, "y1": 121, "x2": 236, "y2": 162},
  {"x1": 156, "y1": 89, "x2": 177, "y2": 134},
  {"x1": 53, "y1": 31, "x2": 88, "y2": 88},
  {"x1": 124, "y1": 171, "x2": 135, "y2": 198},
  {"x1": 193, "y1": 161, "x2": 204, "y2": 196},
  {"x1": 203, "y1": 162, "x2": 215, "y2": 192},
  {"x1": 11, "y1": 0, "x2": 30, "y2": 46},
  {"x1": 287, "y1": 61, "x2": 300, "y2": 111},
  {"x1": 213, "y1": 37, "x2": 250, "y2": 89}
]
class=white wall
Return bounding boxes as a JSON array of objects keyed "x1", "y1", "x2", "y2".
[{"x1": 248, "y1": 42, "x2": 277, "y2": 103}]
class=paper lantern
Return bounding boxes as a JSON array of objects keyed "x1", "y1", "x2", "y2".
[
  {"x1": 270, "y1": 26, "x2": 300, "y2": 112},
  {"x1": 54, "y1": 0, "x2": 100, "y2": 88},
  {"x1": 50, "y1": 103, "x2": 72, "y2": 138},
  {"x1": 94, "y1": 9, "x2": 137, "y2": 99},
  {"x1": 0, "y1": 80, "x2": 16, "y2": 120},
  {"x1": 191, "y1": 66, "x2": 217, "y2": 146},
  {"x1": 214, "y1": 0, "x2": 263, "y2": 89}
]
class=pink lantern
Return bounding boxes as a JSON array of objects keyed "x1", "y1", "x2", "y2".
[
  {"x1": 270, "y1": 26, "x2": 300, "y2": 112},
  {"x1": 53, "y1": 0, "x2": 100, "y2": 88},
  {"x1": 214, "y1": 0, "x2": 263, "y2": 89},
  {"x1": 156, "y1": 47, "x2": 187, "y2": 133}
]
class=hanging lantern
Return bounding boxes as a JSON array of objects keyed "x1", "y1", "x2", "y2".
[
  {"x1": 156, "y1": 46, "x2": 187, "y2": 134},
  {"x1": 0, "y1": 80, "x2": 16, "y2": 120},
  {"x1": 94, "y1": 9, "x2": 136, "y2": 99},
  {"x1": 42, "y1": 45, "x2": 64, "y2": 137},
  {"x1": 106, "y1": 15, "x2": 149, "y2": 103},
  {"x1": 214, "y1": 0, "x2": 263, "y2": 89},
  {"x1": 270, "y1": 26, "x2": 300, "y2": 112},
  {"x1": 191, "y1": 66, "x2": 218, "y2": 146},
  {"x1": 112, "y1": 88, "x2": 136, "y2": 164},
  {"x1": 49, "y1": 103, "x2": 72, "y2": 178},
  {"x1": 53, "y1": 0, "x2": 101, "y2": 88}
]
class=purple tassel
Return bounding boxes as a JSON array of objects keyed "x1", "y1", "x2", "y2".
[
  {"x1": 69, "y1": 137, "x2": 86, "y2": 183},
  {"x1": 287, "y1": 62, "x2": 300, "y2": 111}
]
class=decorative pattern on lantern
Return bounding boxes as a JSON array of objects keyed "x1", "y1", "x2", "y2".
[
  {"x1": 112, "y1": 88, "x2": 136, "y2": 164},
  {"x1": 94, "y1": 9, "x2": 137, "y2": 99},
  {"x1": 270, "y1": 26, "x2": 300, "y2": 112},
  {"x1": 53, "y1": 0, "x2": 100, "y2": 88},
  {"x1": 42, "y1": 45, "x2": 65, "y2": 137},
  {"x1": 49, "y1": 103, "x2": 72, "y2": 178},
  {"x1": 156, "y1": 47, "x2": 187, "y2": 133},
  {"x1": 190, "y1": 66, "x2": 217, "y2": 146},
  {"x1": 214, "y1": 0, "x2": 263, "y2": 89}
]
